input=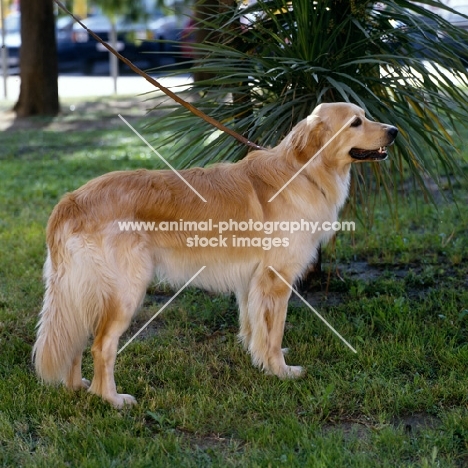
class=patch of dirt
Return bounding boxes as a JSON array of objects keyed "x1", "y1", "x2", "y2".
[
  {"x1": 175, "y1": 428, "x2": 246, "y2": 454},
  {"x1": 322, "y1": 419, "x2": 372, "y2": 441},
  {"x1": 295, "y1": 260, "x2": 461, "y2": 308},
  {"x1": 338, "y1": 261, "x2": 397, "y2": 281},
  {"x1": 322, "y1": 413, "x2": 441, "y2": 442},
  {"x1": 295, "y1": 290, "x2": 348, "y2": 308},
  {"x1": 391, "y1": 413, "x2": 441, "y2": 434}
]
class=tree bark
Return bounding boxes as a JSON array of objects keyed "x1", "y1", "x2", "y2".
[
  {"x1": 13, "y1": 0, "x2": 60, "y2": 117},
  {"x1": 193, "y1": 0, "x2": 237, "y2": 83}
]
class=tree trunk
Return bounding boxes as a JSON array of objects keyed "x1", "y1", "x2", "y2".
[
  {"x1": 193, "y1": 0, "x2": 237, "y2": 83},
  {"x1": 13, "y1": 0, "x2": 59, "y2": 117}
]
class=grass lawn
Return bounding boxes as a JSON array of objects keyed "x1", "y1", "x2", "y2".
[{"x1": 0, "y1": 97, "x2": 467, "y2": 467}]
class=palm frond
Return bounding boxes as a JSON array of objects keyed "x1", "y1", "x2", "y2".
[{"x1": 147, "y1": 0, "x2": 468, "y2": 215}]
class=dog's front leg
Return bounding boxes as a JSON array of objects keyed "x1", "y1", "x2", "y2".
[
  {"x1": 236, "y1": 288, "x2": 251, "y2": 351},
  {"x1": 247, "y1": 267, "x2": 304, "y2": 379}
]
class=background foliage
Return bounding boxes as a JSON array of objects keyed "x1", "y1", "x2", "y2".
[{"x1": 151, "y1": 0, "x2": 468, "y2": 217}]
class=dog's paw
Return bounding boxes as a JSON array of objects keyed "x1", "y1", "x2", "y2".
[
  {"x1": 285, "y1": 365, "x2": 304, "y2": 378},
  {"x1": 67, "y1": 378, "x2": 91, "y2": 391},
  {"x1": 276, "y1": 365, "x2": 304, "y2": 379},
  {"x1": 108, "y1": 393, "x2": 137, "y2": 409},
  {"x1": 81, "y1": 378, "x2": 91, "y2": 389},
  {"x1": 267, "y1": 364, "x2": 305, "y2": 379}
]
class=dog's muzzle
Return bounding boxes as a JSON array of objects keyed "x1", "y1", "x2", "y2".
[{"x1": 349, "y1": 126, "x2": 398, "y2": 161}]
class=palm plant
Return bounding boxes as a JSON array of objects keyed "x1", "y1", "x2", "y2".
[{"x1": 149, "y1": 0, "x2": 468, "y2": 215}]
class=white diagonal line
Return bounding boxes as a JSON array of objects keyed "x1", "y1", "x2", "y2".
[
  {"x1": 118, "y1": 114, "x2": 207, "y2": 203},
  {"x1": 117, "y1": 266, "x2": 206, "y2": 354},
  {"x1": 268, "y1": 266, "x2": 357, "y2": 353},
  {"x1": 268, "y1": 115, "x2": 356, "y2": 202}
]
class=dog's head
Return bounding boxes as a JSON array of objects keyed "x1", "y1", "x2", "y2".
[{"x1": 284, "y1": 102, "x2": 398, "y2": 168}]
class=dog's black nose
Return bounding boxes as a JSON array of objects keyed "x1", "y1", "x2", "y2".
[{"x1": 388, "y1": 126, "x2": 398, "y2": 139}]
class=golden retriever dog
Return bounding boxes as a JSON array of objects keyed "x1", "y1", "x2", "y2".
[{"x1": 33, "y1": 103, "x2": 397, "y2": 408}]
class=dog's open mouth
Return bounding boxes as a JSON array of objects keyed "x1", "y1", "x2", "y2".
[{"x1": 349, "y1": 147, "x2": 388, "y2": 161}]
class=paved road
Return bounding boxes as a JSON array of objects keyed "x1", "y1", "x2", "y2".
[{"x1": 1, "y1": 74, "x2": 193, "y2": 103}]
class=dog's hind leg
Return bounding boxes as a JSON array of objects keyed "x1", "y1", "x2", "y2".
[
  {"x1": 89, "y1": 268, "x2": 152, "y2": 408},
  {"x1": 247, "y1": 267, "x2": 303, "y2": 379},
  {"x1": 88, "y1": 286, "x2": 148, "y2": 408},
  {"x1": 88, "y1": 298, "x2": 137, "y2": 408},
  {"x1": 65, "y1": 353, "x2": 90, "y2": 390},
  {"x1": 88, "y1": 249, "x2": 153, "y2": 408}
]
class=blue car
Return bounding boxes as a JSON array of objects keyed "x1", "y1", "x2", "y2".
[
  {"x1": 58, "y1": 14, "x2": 187, "y2": 74},
  {"x1": 1, "y1": 12, "x2": 188, "y2": 75}
]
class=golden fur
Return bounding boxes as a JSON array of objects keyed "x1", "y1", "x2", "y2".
[{"x1": 33, "y1": 103, "x2": 397, "y2": 408}]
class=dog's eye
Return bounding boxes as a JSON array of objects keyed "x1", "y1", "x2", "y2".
[{"x1": 351, "y1": 118, "x2": 362, "y2": 127}]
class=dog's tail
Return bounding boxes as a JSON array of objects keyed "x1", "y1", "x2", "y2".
[
  {"x1": 33, "y1": 245, "x2": 96, "y2": 383},
  {"x1": 33, "y1": 197, "x2": 112, "y2": 383}
]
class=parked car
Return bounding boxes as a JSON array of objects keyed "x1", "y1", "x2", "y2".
[
  {"x1": 1, "y1": 12, "x2": 190, "y2": 75},
  {"x1": 58, "y1": 13, "x2": 189, "y2": 74}
]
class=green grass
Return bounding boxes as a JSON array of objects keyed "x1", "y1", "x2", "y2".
[{"x1": 0, "y1": 99, "x2": 467, "y2": 467}]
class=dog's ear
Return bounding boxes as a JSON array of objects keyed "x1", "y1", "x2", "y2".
[{"x1": 289, "y1": 115, "x2": 326, "y2": 165}]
